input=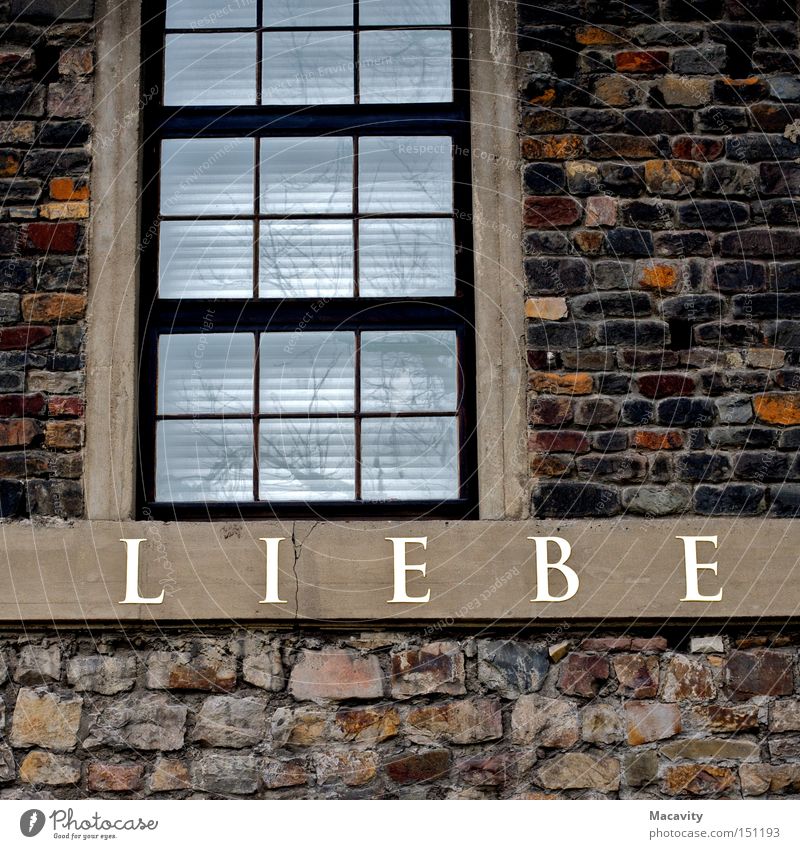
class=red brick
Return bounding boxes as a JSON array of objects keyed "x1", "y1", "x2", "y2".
[
  {"x1": 615, "y1": 51, "x2": 669, "y2": 73},
  {"x1": 0, "y1": 326, "x2": 52, "y2": 350},
  {"x1": 25, "y1": 222, "x2": 79, "y2": 253},
  {"x1": 529, "y1": 430, "x2": 590, "y2": 453},
  {"x1": 524, "y1": 196, "x2": 582, "y2": 228},
  {"x1": 529, "y1": 397, "x2": 573, "y2": 426},
  {"x1": 0, "y1": 393, "x2": 45, "y2": 416},
  {"x1": 670, "y1": 137, "x2": 725, "y2": 161},
  {"x1": 632, "y1": 430, "x2": 683, "y2": 450},
  {"x1": 87, "y1": 763, "x2": 144, "y2": 792},
  {"x1": 637, "y1": 374, "x2": 696, "y2": 399},
  {"x1": 48, "y1": 396, "x2": 85, "y2": 417},
  {"x1": 0, "y1": 418, "x2": 41, "y2": 447}
]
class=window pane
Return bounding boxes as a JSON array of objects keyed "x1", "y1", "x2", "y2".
[
  {"x1": 260, "y1": 220, "x2": 353, "y2": 297},
  {"x1": 261, "y1": 137, "x2": 353, "y2": 213},
  {"x1": 158, "y1": 333, "x2": 254, "y2": 414},
  {"x1": 359, "y1": 218, "x2": 454, "y2": 297},
  {"x1": 260, "y1": 419, "x2": 355, "y2": 500},
  {"x1": 361, "y1": 330, "x2": 457, "y2": 412},
  {"x1": 360, "y1": 0, "x2": 450, "y2": 25},
  {"x1": 260, "y1": 332, "x2": 355, "y2": 412},
  {"x1": 263, "y1": 0, "x2": 353, "y2": 27},
  {"x1": 166, "y1": 0, "x2": 257, "y2": 28},
  {"x1": 361, "y1": 417, "x2": 458, "y2": 500},
  {"x1": 161, "y1": 138, "x2": 254, "y2": 215},
  {"x1": 262, "y1": 31, "x2": 354, "y2": 105},
  {"x1": 159, "y1": 221, "x2": 253, "y2": 299},
  {"x1": 360, "y1": 31, "x2": 451, "y2": 103},
  {"x1": 164, "y1": 34, "x2": 257, "y2": 106},
  {"x1": 359, "y1": 136, "x2": 451, "y2": 213},
  {"x1": 156, "y1": 420, "x2": 253, "y2": 501}
]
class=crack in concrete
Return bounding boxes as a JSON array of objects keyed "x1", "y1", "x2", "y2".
[{"x1": 290, "y1": 521, "x2": 320, "y2": 626}]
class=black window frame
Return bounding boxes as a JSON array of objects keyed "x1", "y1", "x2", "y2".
[{"x1": 137, "y1": 0, "x2": 478, "y2": 521}]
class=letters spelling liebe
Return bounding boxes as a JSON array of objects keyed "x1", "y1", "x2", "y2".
[{"x1": 117, "y1": 535, "x2": 723, "y2": 607}]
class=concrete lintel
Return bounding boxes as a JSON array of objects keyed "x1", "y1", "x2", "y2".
[{"x1": 0, "y1": 518, "x2": 798, "y2": 623}]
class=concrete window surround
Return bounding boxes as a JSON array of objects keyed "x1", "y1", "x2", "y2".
[{"x1": 84, "y1": 0, "x2": 528, "y2": 522}]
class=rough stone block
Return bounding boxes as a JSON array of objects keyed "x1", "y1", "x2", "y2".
[
  {"x1": 390, "y1": 642, "x2": 465, "y2": 699},
  {"x1": 10, "y1": 688, "x2": 82, "y2": 751},
  {"x1": 290, "y1": 649, "x2": 383, "y2": 703}
]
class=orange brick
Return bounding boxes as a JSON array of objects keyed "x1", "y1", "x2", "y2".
[
  {"x1": 0, "y1": 151, "x2": 20, "y2": 177},
  {"x1": 39, "y1": 201, "x2": 89, "y2": 220},
  {"x1": 644, "y1": 159, "x2": 702, "y2": 195},
  {"x1": 526, "y1": 297, "x2": 568, "y2": 320},
  {"x1": 530, "y1": 453, "x2": 570, "y2": 477},
  {"x1": 639, "y1": 264, "x2": 679, "y2": 292},
  {"x1": 632, "y1": 430, "x2": 683, "y2": 450},
  {"x1": 753, "y1": 393, "x2": 800, "y2": 425},
  {"x1": 522, "y1": 135, "x2": 584, "y2": 161},
  {"x1": 21, "y1": 293, "x2": 86, "y2": 322},
  {"x1": 45, "y1": 420, "x2": 84, "y2": 449},
  {"x1": 528, "y1": 87, "x2": 556, "y2": 106},
  {"x1": 615, "y1": 51, "x2": 669, "y2": 73},
  {"x1": 576, "y1": 26, "x2": 626, "y2": 46},
  {"x1": 49, "y1": 178, "x2": 89, "y2": 201},
  {"x1": 530, "y1": 372, "x2": 593, "y2": 395}
]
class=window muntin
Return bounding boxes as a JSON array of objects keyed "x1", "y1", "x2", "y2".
[
  {"x1": 157, "y1": 135, "x2": 454, "y2": 300},
  {"x1": 163, "y1": 0, "x2": 453, "y2": 107},
  {"x1": 140, "y1": 0, "x2": 476, "y2": 519},
  {"x1": 154, "y1": 328, "x2": 461, "y2": 502}
]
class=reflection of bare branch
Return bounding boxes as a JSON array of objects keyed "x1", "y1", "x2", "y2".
[
  {"x1": 263, "y1": 419, "x2": 354, "y2": 500},
  {"x1": 261, "y1": 223, "x2": 352, "y2": 297},
  {"x1": 364, "y1": 417, "x2": 456, "y2": 500}
]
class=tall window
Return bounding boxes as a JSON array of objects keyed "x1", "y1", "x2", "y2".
[{"x1": 138, "y1": 0, "x2": 476, "y2": 519}]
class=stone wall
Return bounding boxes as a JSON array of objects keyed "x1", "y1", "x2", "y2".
[
  {"x1": 523, "y1": 1, "x2": 800, "y2": 518},
  {"x1": 0, "y1": 630, "x2": 799, "y2": 798}
]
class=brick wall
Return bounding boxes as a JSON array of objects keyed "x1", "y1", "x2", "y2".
[
  {"x1": 523, "y1": 1, "x2": 800, "y2": 518},
  {"x1": 1, "y1": 630, "x2": 800, "y2": 798},
  {"x1": 0, "y1": 0, "x2": 91, "y2": 519},
  {"x1": 1, "y1": 0, "x2": 800, "y2": 801}
]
